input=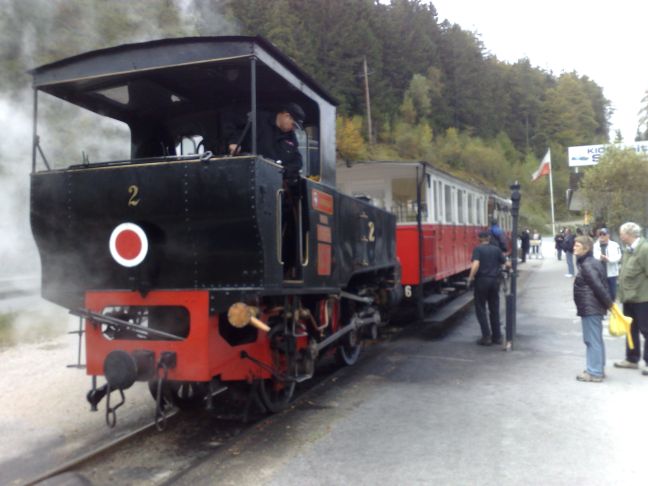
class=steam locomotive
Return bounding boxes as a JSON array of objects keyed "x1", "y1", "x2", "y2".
[{"x1": 29, "y1": 36, "x2": 510, "y2": 427}]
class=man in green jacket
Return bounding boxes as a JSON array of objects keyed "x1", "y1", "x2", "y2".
[{"x1": 615, "y1": 221, "x2": 648, "y2": 374}]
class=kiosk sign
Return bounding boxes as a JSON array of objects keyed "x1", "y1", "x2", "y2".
[{"x1": 568, "y1": 141, "x2": 648, "y2": 167}]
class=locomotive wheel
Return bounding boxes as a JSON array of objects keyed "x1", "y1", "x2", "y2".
[
  {"x1": 258, "y1": 326, "x2": 296, "y2": 413},
  {"x1": 258, "y1": 377, "x2": 296, "y2": 413},
  {"x1": 148, "y1": 380, "x2": 208, "y2": 410},
  {"x1": 335, "y1": 329, "x2": 363, "y2": 366}
]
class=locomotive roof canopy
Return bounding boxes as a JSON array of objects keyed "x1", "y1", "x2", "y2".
[{"x1": 28, "y1": 36, "x2": 337, "y2": 124}]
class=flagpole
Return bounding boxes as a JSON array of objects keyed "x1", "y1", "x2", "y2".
[{"x1": 547, "y1": 150, "x2": 556, "y2": 236}]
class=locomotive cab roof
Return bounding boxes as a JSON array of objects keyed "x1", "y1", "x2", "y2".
[{"x1": 29, "y1": 36, "x2": 338, "y2": 186}]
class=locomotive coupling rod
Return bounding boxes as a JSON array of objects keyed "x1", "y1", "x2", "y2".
[
  {"x1": 316, "y1": 313, "x2": 378, "y2": 353},
  {"x1": 72, "y1": 308, "x2": 184, "y2": 341},
  {"x1": 340, "y1": 291, "x2": 374, "y2": 304}
]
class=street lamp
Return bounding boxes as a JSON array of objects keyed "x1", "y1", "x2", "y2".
[{"x1": 505, "y1": 181, "x2": 521, "y2": 350}]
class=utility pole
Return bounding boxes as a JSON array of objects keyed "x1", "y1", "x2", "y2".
[{"x1": 363, "y1": 56, "x2": 373, "y2": 144}]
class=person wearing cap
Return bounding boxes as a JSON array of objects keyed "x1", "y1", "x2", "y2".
[
  {"x1": 615, "y1": 222, "x2": 648, "y2": 373},
  {"x1": 593, "y1": 227, "x2": 621, "y2": 299},
  {"x1": 227, "y1": 102, "x2": 305, "y2": 182},
  {"x1": 468, "y1": 231, "x2": 510, "y2": 345}
]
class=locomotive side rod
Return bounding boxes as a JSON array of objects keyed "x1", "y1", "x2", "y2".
[
  {"x1": 316, "y1": 311, "x2": 379, "y2": 353},
  {"x1": 71, "y1": 308, "x2": 184, "y2": 341}
]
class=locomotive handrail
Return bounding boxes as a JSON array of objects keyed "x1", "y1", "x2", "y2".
[
  {"x1": 298, "y1": 198, "x2": 306, "y2": 266},
  {"x1": 276, "y1": 188, "x2": 285, "y2": 265},
  {"x1": 301, "y1": 231, "x2": 310, "y2": 267},
  {"x1": 72, "y1": 308, "x2": 184, "y2": 341}
]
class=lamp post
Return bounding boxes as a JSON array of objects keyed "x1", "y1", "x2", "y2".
[{"x1": 505, "y1": 181, "x2": 521, "y2": 350}]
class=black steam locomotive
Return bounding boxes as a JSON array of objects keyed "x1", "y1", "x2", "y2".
[{"x1": 29, "y1": 37, "x2": 401, "y2": 426}]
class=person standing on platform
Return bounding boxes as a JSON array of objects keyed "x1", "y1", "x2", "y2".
[
  {"x1": 555, "y1": 230, "x2": 564, "y2": 260},
  {"x1": 573, "y1": 235, "x2": 613, "y2": 382},
  {"x1": 519, "y1": 229, "x2": 530, "y2": 263},
  {"x1": 615, "y1": 222, "x2": 648, "y2": 374},
  {"x1": 468, "y1": 231, "x2": 510, "y2": 346},
  {"x1": 593, "y1": 228, "x2": 622, "y2": 300},
  {"x1": 563, "y1": 227, "x2": 575, "y2": 277},
  {"x1": 489, "y1": 218, "x2": 508, "y2": 253},
  {"x1": 530, "y1": 229, "x2": 541, "y2": 258}
]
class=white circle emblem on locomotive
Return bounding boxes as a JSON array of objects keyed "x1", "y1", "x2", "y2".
[{"x1": 108, "y1": 222, "x2": 149, "y2": 267}]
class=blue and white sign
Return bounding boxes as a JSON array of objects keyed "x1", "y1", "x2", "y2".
[{"x1": 568, "y1": 141, "x2": 648, "y2": 167}]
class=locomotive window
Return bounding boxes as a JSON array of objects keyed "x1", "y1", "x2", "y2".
[
  {"x1": 95, "y1": 86, "x2": 129, "y2": 105},
  {"x1": 38, "y1": 94, "x2": 131, "y2": 168},
  {"x1": 176, "y1": 135, "x2": 205, "y2": 155}
]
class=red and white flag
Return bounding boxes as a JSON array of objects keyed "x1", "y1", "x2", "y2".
[{"x1": 532, "y1": 149, "x2": 551, "y2": 181}]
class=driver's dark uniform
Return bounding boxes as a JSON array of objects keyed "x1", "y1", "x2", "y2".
[{"x1": 228, "y1": 111, "x2": 303, "y2": 181}]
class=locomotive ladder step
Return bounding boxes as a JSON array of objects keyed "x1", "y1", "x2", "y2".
[{"x1": 424, "y1": 291, "x2": 474, "y2": 324}]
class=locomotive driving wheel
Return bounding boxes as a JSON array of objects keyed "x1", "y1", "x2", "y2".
[
  {"x1": 258, "y1": 326, "x2": 296, "y2": 413},
  {"x1": 335, "y1": 328, "x2": 363, "y2": 366}
]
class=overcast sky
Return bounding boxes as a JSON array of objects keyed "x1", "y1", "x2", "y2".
[{"x1": 432, "y1": 0, "x2": 648, "y2": 143}]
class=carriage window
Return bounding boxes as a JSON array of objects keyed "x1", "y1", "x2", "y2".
[
  {"x1": 468, "y1": 193, "x2": 474, "y2": 224},
  {"x1": 457, "y1": 189, "x2": 465, "y2": 224},
  {"x1": 434, "y1": 180, "x2": 442, "y2": 223},
  {"x1": 444, "y1": 185, "x2": 453, "y2": 223},
  {"x1": 392, "y1": 178, "x2": 425, "y2": 223},
  {"x1": 476, "y1": 197, "x2": 483, "y2": 225}
]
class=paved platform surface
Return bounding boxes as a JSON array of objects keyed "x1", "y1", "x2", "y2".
[{"x1": 179, "y1": 246, "x2": 648, "y2": 485}]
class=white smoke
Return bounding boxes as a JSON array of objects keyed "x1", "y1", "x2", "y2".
[{"x1": 0, "y1": 94, "x2": 40, "y2": 277}]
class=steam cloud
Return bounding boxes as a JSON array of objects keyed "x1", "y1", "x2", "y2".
[{"x1": 0, "y1": 0, "x2": 240, "y2": 280}]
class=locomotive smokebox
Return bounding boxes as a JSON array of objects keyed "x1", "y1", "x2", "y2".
[{"x1": 104, "y1": 350, "x2": 155, "y2": 390}]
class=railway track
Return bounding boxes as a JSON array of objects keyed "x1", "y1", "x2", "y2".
[
  {"x1": 24, "y1": 412, "x2": 179, "y2": 485},
  {"x1": 23, "y1": 356, "x2": 361, "y2": 486}
]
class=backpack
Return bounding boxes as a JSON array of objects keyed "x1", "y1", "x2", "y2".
[{"x1": 490, "y1": 232, "x2": 508, "y2": 252}]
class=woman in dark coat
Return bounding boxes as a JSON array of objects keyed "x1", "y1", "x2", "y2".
[{"x1": 573, "y1": 235, "x2": 614, "y2": 382}]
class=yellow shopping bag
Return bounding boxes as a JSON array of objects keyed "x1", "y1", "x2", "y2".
[{"x1": 610, "y1": 303, "x2": 634, "y2": 349}]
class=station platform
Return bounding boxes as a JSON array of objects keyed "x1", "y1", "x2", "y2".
[{"x1": 181, "y1": 242, "x2": 647, "y2": 485}]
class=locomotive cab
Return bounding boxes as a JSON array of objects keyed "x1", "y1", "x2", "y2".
[{"x1": 29, "y1": 37, "x2": 399, "y2": 425}]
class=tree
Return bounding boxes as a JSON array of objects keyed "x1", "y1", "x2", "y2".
[
  {"x1": 581, "y1": 147, "x2": 648, "y2": 231},
  {"x1": 638, "y1": 89, "x2": 648, "y2": 141},
  {"x1": 336, "y1": 116, "x2": 367, "y2": 162}
]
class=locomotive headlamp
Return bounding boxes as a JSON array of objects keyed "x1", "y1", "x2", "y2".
[{"x1": 227, "y1": 302, "x2": 270, "y2": 332}]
